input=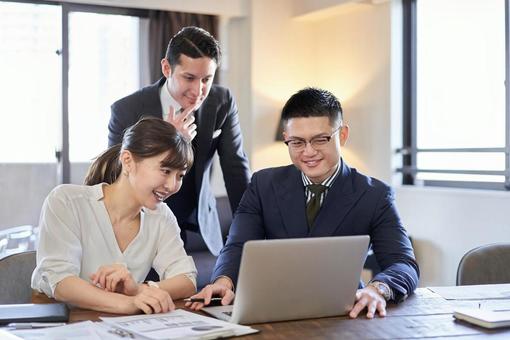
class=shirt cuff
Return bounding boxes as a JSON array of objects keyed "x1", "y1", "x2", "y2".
[{"x1": 184, "y1": 273, "x2": 197, "y2": 291}]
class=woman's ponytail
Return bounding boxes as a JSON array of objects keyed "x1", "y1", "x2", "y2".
[{"x1": 84, "y1": 144, "x2": 122, "y2": 185}]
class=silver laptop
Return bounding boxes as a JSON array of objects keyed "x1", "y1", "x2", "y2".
[{"x1": 202, "y1": 235, "x2": 370, "y2": 324}]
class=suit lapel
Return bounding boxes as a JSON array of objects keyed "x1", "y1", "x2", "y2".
[
  {"x1": 273, "y1": 167, "x2": 309, "y2": 238},
  {"x1": 311, "y1": 161, "x2": 366, "y2": 236}
]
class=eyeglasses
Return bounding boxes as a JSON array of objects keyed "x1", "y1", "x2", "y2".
[{"x1": 284, "y1": 126, "x2": 342, "y2": 151}]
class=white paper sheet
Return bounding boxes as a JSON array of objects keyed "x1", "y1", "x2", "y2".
[
  {"x1": 428, "y1": 284, "x2": 510, "y2": 300},
  {"x1": 101, "y1": 309, "x2": 257, "y2": 340},
  {"x1": 8, "y1": 321, "x2": 103, "y2": 340}
]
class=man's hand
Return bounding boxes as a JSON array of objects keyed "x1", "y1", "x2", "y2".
[
  {"x1": 165, "y1": 105, "x2": 198, "y2": 141},
  {"x1": 185, "y1": 277, "x2": 235, "y2": 310},
  {"x1": 348, "y1": 286, "x2": 387, "y2": 319},
  {"x1": 89, "y1": 264, "x2": 139, "y2": 296}
]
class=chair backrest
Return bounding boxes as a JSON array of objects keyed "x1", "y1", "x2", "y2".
[
  {"x1": 457, "y1": 243, "x2": 510, "y2": 286},
  {"x1": 0, "y1": 251, "x2": 36, "y2": 304}
]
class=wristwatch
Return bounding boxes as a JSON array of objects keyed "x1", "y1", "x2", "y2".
[{"x1": 368, "y1": 281, "x2": 393, "y2": 301}]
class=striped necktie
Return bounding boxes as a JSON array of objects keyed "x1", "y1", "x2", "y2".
[{"x1": 306, "y1": 184, "x2": 327, "y2": 229}]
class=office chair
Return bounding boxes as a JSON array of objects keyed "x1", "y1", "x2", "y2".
[
  {"x1": 0, "y1": 251, "x2": 36, "y2": 303},
  {"x1": 456, "y1": 243, "x2": 510, "y2": 286}
]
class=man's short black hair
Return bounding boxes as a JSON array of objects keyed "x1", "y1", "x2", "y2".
[
  {"x1": 281, "y1": 87, "x2": 343, "y2": 127},
  {"x1": 165, "y1": 26, "x2": 221, "y2": 70}
]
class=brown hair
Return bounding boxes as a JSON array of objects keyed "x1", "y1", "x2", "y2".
[{"x1": 84, "y1": 117, "x2": 193, "y2": 185}]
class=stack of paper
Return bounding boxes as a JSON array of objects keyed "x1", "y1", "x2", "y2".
[
  {"x1": 100, "y1": 309, "x2": 257, "y2": 339},
  {"x1": 3, "y1": 309, "x2": 258, "y2": 339},
  {"x1": 6, "y1": 321, "x2": 104, "y2": 340}
]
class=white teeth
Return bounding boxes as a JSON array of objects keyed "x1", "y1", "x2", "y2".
[{"x1": 153, "y1": 191, "x2": 167, "y2": 201}]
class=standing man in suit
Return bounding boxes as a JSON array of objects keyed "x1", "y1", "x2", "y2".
[
  {"x1": 187, "y1": 87, "x2": 419, "y2": 319},
  {"x1": 108, "y1": 27, "x2": 250, "y2": 257}
]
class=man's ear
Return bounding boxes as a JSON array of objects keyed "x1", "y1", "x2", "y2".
[
  {"x1": 282, "y1": 131, "x2": 288, "y2": 141},
  {"x1": 161, "y1": 58, "x2": 171, "y2": 78},
  {"x1": 339, "y1": 125, "x2": 349, "y2": 146}
]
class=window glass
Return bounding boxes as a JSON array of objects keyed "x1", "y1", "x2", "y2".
[
  {"x1": 416, "y1": 0, "x2": 506, "y2": 182},
  {"x1": 68, "y1": 11, "x2": 140, "y2": 162},
  {"x1": 0, "y1": 2, "x2": 61, "y2": 162}
]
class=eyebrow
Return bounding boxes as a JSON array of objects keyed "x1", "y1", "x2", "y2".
[
  {"x1": 287, "y1": 132, "x2": 330, "y2": 140},
  {"x1": 182, "y1": 72, "x2": 213, "y2": 78}
]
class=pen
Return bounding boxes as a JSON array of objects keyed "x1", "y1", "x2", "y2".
[
  {"x1": 7, "y1": 322, "x2": 66, "y2": 329},
  {"x1": 183, "y1": 297, "x2": 222, "y2": 303}
]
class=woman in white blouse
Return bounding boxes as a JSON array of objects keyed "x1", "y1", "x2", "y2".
[{"x1": 32, "y1": 117, "x2": 197, "y2": 314}]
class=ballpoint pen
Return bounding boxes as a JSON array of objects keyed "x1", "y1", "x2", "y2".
[
  {"x1": 6, "y1": 322, "x2": 66, "y2": 329},
  {"x1": 183, "y1": 297, "x2": 223, "y2": 304}
]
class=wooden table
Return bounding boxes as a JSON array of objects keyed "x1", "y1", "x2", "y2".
[{"x1": 32, "y1": 287, "x2": 510, "y2": 339}]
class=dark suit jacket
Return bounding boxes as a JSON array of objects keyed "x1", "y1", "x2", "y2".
[
  {"x1": 109, "y1": 78, "x2": 250, "y2": 256},
  {"x1": 212, "y1": 161, "x2": 419, "y2": 301}
]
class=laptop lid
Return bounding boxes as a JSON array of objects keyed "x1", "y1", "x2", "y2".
[{"x1": 227, "y1": 235, "x2": 370, "y2": 324}]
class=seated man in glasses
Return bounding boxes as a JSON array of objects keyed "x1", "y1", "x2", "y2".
[{"x1": 187, "y1": 87, "x2": 419, "y2": 319}]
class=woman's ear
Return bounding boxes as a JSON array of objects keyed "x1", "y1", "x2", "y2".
[{"x1": 119, "y1": 150, "x2": 134, "y2": 174}]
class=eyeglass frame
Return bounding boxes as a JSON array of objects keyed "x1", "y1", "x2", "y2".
[{"x1": 283, "y1": 125, "x2": 343, "y2": 151}]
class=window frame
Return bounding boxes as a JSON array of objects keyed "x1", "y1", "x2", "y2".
[
  {"x1": 1, "y1": 0, "x2": 149, "y2": 183},
  {"x1": 60, "y1": 2, "x2": 148, "y2": 182},
  {"x1": 400, "y1": 0, "x2": 510, "y2": 191}
]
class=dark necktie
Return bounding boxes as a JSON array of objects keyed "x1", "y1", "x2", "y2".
[{"x1": 306, "y1": 184, "x2": 327, "y2": 229}]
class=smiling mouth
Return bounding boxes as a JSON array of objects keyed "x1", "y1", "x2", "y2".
[
  {"x1": 153, "y1": 190, "x2": 170, "y2": 202},
  {"x1": 186, "y1": 94, "x2": 205, "y2": 103},
  {"x1": 303, "y1": 159, "x2": 322, "y2": 167},
  {"x1": 185, "y1": 95, "x2": 199, "y2": 101}
]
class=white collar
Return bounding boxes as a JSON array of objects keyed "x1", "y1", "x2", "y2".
[{"x1": 159, "y1": 78, "x2": 181, "y2": 120}]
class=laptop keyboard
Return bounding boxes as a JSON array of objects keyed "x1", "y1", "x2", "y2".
[{"x1": 223, "y1": 311, "x2": 232, "y2": 316}]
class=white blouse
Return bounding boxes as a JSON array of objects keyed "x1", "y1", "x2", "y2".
[{"x1": 31, "y1": 183, "x2": 197, "y2": 298}]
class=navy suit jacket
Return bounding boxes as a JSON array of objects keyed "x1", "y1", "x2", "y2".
[
  {"x1": 108, "y1": 78, "x2": 250, "y2": 255},
  {"x1": 212, "y1": 161, "x2": 419, "y2": 301}
]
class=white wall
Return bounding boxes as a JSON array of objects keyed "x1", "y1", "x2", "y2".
[
  {"x1": 310, "y1": 2, "x2": 393, "y2": 182},
  {"x1": 396, "y1": 186, "x2": 510, "y2": 286},
  {"x1": 245, "y1": 0, "x2": 395, "y2": 176},
  {"x1": 248, "y1": 0, "x2": 316, "y2": 170}
]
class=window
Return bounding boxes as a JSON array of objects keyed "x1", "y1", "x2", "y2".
[
  {"x1": 0, "y1": 1, "x2": 148, "y2": 181},
  {"x1": 0, "y1": 2, "x2": 61, "y2": 162},
  {"x1": 401, "y1": 0, "x2": 509, "y2": 190},
  {"x1": 68, "y1": 11, "x2": 141, "y2": 162}
]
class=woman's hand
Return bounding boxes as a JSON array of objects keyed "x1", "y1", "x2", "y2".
[
  {"x1": 89, "y1": 264, "x2": 139, "y2": 296},
  {"x1": 128, "y1": 285, "x2": 175, "y2": 314}
]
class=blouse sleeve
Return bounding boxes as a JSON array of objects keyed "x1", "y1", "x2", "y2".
[
  {"x1": 152, "y1": 206, "x2": 197, "y2": 289},
  {"x1": 31, "y1": 187, "x2": 83, "y2": 297}
]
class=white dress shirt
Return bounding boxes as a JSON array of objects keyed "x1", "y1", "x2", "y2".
[
  {"x1": 31, "y1": 183, "x2": 197, "y2": 298},
  {"x1": 302, "y1": 163, "x2": 341, "y2": 206},
  {"x1": 160, "y1": 78, "x2": 181, "y2": 121}
]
